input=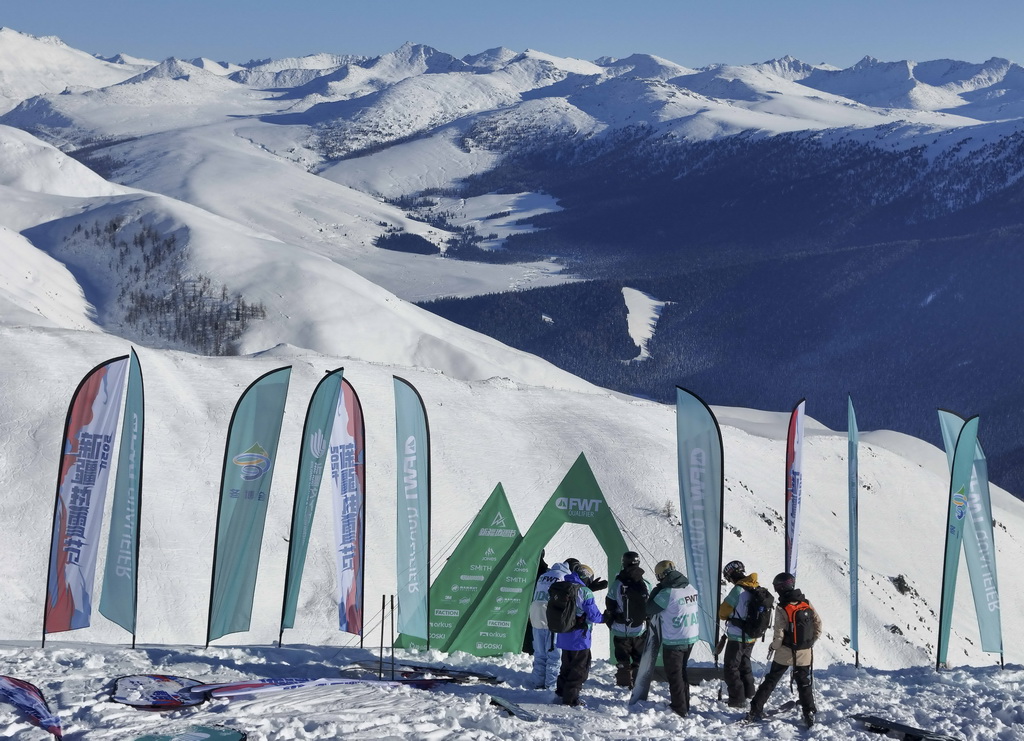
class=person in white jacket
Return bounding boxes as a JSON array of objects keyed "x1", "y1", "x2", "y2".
[{"x1": 528, "y1": 560, "x2": 571, "y2": 689}]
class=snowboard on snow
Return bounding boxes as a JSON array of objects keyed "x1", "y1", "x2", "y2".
[
  {"x1": 734, "y1": 698, "x2": 799, "y2": 723},
  {"x1": 133, "y1": 726, "x2": 246, "y2": 741},
  {"x1": 852, "y1": 713, "x2": 962, "y2": 741},
  {"x1": 489, "y1": 694, "x2": 540, "y2": 722},
  {"x1": 627, "y1": 620, "x2": 662, "y2": 706}
]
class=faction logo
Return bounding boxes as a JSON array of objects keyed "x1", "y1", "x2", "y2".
[
  {"x1": 233, "y1": 443, "x2": 272, "y2": 481},
  {"x1": 308, "y1": 429, "x2": 328, "y2": 459}
]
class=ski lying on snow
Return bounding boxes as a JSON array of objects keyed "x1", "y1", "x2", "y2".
[
  {"x1": 851, "y1": 713, "x2": 962, "y2": 741},
  {"x1": 489, "y1": 695, "x2": 540, "y2": 722},
  {"x1": 133, "y1": 725, "x2": 247, "y2": 740},
  {"x1": 347, "y1": 660, "x2": 501, "y2": 685}
]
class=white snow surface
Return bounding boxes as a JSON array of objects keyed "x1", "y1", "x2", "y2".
[{"x1": 0, "y1": 29, "x2": 1022, "y2": 740}]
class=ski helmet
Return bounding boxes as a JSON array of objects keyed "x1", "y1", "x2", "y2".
[
  {"x1": 565, "y1": 558, "x2": 580, "y2": 571},
  {"x1": 654, "y1": 560, "x2": 675, "y2": 580},
  {"x1": 723, "y1": 560, "x2": 745, "y2": 582},
  {"x1": 622, "y1": 551, "x2": 641, "y2": 568},
  {"x1": 573, "y1": 563, "x2": 595, "y2": 583},
  {"x1": 772, "y1": 572, "x2": 796, "y2": 593}
]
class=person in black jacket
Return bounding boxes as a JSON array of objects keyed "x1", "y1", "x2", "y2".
[{"x1": 603, "y1": 551, "x2": 652, "y2": 688}]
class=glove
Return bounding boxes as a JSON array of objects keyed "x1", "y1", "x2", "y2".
[
  {"x1": 601, "y1": 609, "x2": 615, "y2": 625},
  {"x1": 590, "y1": 577, "x2": 609, "y2": 592}
]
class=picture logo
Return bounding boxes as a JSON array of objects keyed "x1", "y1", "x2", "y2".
[
  {"x1": 233, "y1": 443, "x2": 271, "y2": 481},
  {"x1": 308, "y1": 429, "x2": 328, "y2": 459}
]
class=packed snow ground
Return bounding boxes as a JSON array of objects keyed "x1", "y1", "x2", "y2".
[{"x1": 2, "y1": 641, "x2": 1022, "y2": 740}]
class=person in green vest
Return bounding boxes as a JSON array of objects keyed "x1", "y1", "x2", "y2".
[{"x1": 646, "y1": 560, "x2": 700, "y2": 717}]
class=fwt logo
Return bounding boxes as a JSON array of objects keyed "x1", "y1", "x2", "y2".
[{"x1": 556, "y1": 497, "x2": 603, "y2": 516}]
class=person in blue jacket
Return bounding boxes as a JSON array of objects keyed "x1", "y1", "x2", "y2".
[{"x1": 554, "y1": 562, "x2": 606, "y2": 707}]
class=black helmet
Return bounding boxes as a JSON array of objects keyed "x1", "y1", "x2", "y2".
[
  {"x1": 772, "y1": 572, "x2": 796, "y2": 593},
  {"x1": 723, "y1": 560, "x2": 745, "y2": 582},
  {"x1": 565, "y1": 558, "x2": 580, "y2": 571},
  {"x1": 622, "y1": 551, "x2": 641, "y2": 568}
]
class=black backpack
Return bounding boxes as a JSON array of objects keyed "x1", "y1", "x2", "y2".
[
  {"x1": 546, "y1": 581, "x2": 581, "y2": 633},
  {"x1": 620, "y1": 580, "x2": 649, "y2": 628},
  {"x1": 781, "y1": 601, "x2": 816, "y2": 649},
  {"x1": 731, "y1": 586, "x2": 774, "y2": 640}
]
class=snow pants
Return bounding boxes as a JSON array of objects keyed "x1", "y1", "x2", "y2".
[
  {"x1": 612, "y1": 634, "x2": 645, "y2": 687},
  {"x1": 555, "y1": 648, "x2": 592, "y2": 706},
  {"x1": 663, "y1": 644, "x2": 693, "y2": 716},
  {"x1": 723, "y1": 640, "x2": 755, "y2": 705},
  {"x1": 530, "y1": 627, "x2": 560, "y2": 690},
  {"x1": 750, "y1": 660, "x2": 815, "y2": 716}
]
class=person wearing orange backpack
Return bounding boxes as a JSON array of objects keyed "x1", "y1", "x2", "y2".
[{"x1": 745, "y1": 572, "x2": 822, "y2": 728}]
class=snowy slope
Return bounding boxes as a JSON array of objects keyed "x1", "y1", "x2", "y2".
[
  {"x1": 0, "y1": 325, "x2": 1021, "y2": 739},
  {"x1": 0, "y1": 28, "x2": 150, "y2": 114}
]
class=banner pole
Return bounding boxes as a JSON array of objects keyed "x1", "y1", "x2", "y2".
[
  {"x1": 390, "y1": 594, "x2": 396, "y2": 680},
  {"x1": 377, "y1": 594, "x2": 386, "y2": 679}
]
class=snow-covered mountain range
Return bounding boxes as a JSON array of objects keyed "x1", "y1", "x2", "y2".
[{"x1": 0, "y1": 26, "x2": 1022, "y2": 740}]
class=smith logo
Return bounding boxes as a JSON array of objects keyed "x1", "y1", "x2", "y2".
[
  {"x1": 555, "y1": 497, "x2": 602, "y2": 514},
  {"x1": 233, "y1": 443, "x2": 271, "y2": 481}
]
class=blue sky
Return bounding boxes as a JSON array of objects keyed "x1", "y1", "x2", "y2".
[{"x1": 4, "y1": 0, "x2": 1022, "y2": 68}]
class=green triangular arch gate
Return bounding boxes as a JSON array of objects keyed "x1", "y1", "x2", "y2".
[{"x1": 447, "y1": 453, "x2": 628, "y2": 657}]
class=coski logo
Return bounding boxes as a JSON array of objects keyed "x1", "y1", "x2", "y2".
[
  {"x1": 556, "y1": 497, "x2": 603, "y2": 517},
  {"x1": 233, "y1": 443, "x2": 271, "y2": 481}
]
